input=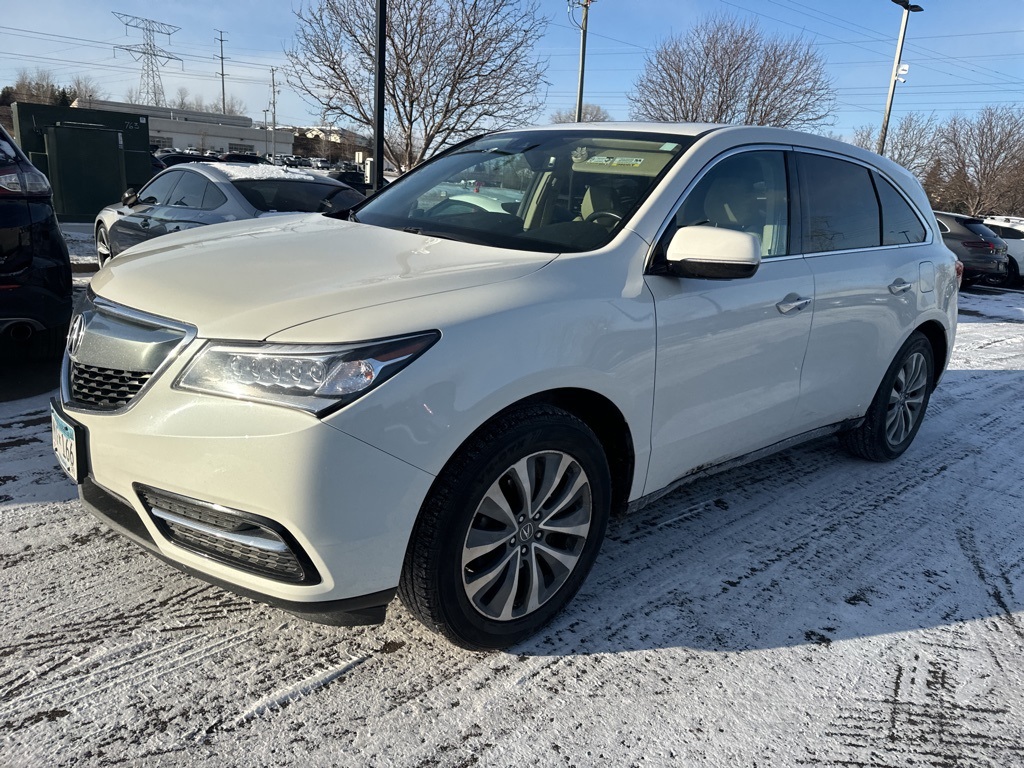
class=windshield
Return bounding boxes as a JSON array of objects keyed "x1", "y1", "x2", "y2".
[{"x1": 354, "y1": 129, "x2": 693, "y2": 253}]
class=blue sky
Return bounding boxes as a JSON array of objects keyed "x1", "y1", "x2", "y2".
[{"x1": 1, "y1": 0, "x2": 1022, "y2": 138}]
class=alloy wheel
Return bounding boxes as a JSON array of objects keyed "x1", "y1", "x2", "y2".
[
  {"x1": 461, "y1": 450, "x2": 592, "y2": 621},
  {"x1": 885, "y1": 351, "x2": 929, "y2": 446}
]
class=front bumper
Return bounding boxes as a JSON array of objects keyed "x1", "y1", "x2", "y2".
[
  {"x1": 79, "y1": 478, "x2": 397, "y2": 625},
  {"x1": 59, "y1": 373, "x2": 436, "y2": 623}
]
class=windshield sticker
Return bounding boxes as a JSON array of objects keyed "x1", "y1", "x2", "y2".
[{"x1": 586, "y1": 156, "x2": 645, "y2": 167}]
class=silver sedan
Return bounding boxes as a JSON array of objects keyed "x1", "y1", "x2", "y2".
[{"x1": 94, "y1": 162, "x2": 364, "y2": 264}]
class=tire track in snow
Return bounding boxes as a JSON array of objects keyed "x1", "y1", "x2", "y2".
[
  {"x1": 810, "y1": 629, "x2": 1024, "y2": 767},
  {"x1": 0, "y1": 626, "x2": 262, "y2": 725}
]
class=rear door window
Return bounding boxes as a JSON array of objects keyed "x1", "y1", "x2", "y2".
[{"x1": 797, "y1": 153, "x2": 879, "y2": 253}]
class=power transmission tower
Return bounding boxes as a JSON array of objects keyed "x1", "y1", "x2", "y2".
[{"x1": 113, "y1": 12, "x2": 182, "y2": 107}]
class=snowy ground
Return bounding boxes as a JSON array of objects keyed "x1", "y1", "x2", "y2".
[{"x1": 1, "y1": 240, "x2": 1023, "y2": 765}]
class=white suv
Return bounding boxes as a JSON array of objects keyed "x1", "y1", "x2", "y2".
[{"x1": 52, "y1": 124, "x2": 958, "y2": 649}]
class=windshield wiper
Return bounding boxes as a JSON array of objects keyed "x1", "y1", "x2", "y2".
[{"x1": 400, "y1": 226, "x2": 491, "y2": 245}]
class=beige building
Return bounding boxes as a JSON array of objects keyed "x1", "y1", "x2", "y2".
[{"x1": 71, "y1": 98, "x2": 294, "y2": 157}]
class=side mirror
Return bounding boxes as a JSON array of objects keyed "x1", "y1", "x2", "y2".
[
  {"x1": 121, "y1": 189, "x2": 138, "y2": 207},
  {"x1": 663, "y1": 226, "x2": 761, "y2": 280}
]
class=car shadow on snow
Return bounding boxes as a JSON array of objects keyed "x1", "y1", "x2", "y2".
[{"x1": 516, "y1": 369, "x2": 1024, "y2": 657}]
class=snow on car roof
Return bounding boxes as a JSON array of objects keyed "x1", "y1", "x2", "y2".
[{"x1": 204, "y1": 162, "x2": 320, "y2": 182}]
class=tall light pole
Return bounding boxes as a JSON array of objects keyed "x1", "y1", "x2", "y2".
[
  {"x1": 878, "y1": 0, "x2": 923, "y2": 156},
  {"x1": 570, "y1": 0, "x2": 595, "y2": 122},
  {"x1": 263, "y1": 109, "x2": 269, "y2": 156},
  {"x1": 373, "y1": 0, "x2": 387, "y2": 191}
]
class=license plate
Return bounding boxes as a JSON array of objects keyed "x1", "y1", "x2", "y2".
[{"x1": 51, "y1": 400, "x2": 84, "y2": 484}]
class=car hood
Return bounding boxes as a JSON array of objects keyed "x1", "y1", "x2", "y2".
[{"x1": 90, "y1": 214, "x2": 555, "y2": 339}]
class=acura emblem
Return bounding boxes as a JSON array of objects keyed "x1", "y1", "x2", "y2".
[{"x1": 66, "y1": 314, "x2": 86, "y2": 359}]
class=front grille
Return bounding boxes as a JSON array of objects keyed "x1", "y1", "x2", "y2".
[
  {"x1": 135, "y1": 485, "x2": 318, "y2": 584},
  {"x1": 61, "y1": 293, "x2": 194, "y2": 413},
  {"x1": 71, "y1": 362, "x2": 152, "y2": 409}
]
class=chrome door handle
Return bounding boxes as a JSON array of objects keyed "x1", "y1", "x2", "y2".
[
  {"x1": 888, "y1": 279, "x2": 913, "y2": 295},
  {"x1": 776, "y1": 294, "x2": 812, "y2": 315}
]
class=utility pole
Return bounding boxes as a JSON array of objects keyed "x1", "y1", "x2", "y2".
[
  {"x1": 878, "y1": 0, "x2": 923, "y2": 156},
  {"x1": 569, "y1": 0, "x2": 595, "y2": 122},
  {"x1": 270, "y1": 67, "x2": 278, "y2": 160},
  {"x1": 215, "y1": 29, "x2": 228, "y2": 114},
  {"x1": 263, "y1": 109, "x2": 270, "y2": 156}
]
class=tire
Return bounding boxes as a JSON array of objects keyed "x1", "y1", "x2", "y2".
[
  {"x1": 399, "y1": 405, "x2": 611, "y2": 650},
  {"x1": 839, "y1": 331, "x2": 934, "y2": 462},
  {"x1": 96, "y1": 224, "x2": 110, "y2": 267},
  {"x1": 1004, "y1": 258, "x2": 1020, "y2": 288}
]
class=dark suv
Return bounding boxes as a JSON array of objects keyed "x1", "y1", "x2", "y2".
[
  {"x1": 933, "y1": 211, "x2": 1009, "y2": 287},
  {"x1": 0, "y1": 124, "x2": 72, "y2": 357}
]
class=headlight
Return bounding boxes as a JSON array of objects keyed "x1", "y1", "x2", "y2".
[{"x1": 174, "y1": 331, "x2": 440, "y2": 415}]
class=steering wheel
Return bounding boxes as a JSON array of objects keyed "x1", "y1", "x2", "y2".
[{"x1": 584, "y1": 210, "x2": 622, "y2": 224}]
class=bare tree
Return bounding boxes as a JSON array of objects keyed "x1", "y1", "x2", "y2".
[
  {"x1": 549, "y1": 103, "x2": 611, "y2": 123},
  {"x1": 851, "y1": 112, "x2": 939, "y2": 178},
  {"x1": 932, "y1": 106, "x2": 1024, "y2": 216},
  {"x1": 628, "y1": 15, "x2": 835, "y2": 130},
  {"x1": 1, "y1": 70, "x2": 106, "y2": 107},
  {"x1": 172, "y1": 87, "x2": 191, "y2": 110},
  {"x1": 68, "y1": 75, "x2": 105, "y2": 104},
  {"x1": 285, "y1": 0, "x2": 548, "y2": 170},
  {"x1": 164, "y1": 87, "x2": 245, "y2": 116},
  {"x1": 12, "y1": 68, "x2": 60, "y2": 103}
]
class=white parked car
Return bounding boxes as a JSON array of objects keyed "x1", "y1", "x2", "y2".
[{"x1": 52, "y1": 123, "x2": 958, "y2": 649}]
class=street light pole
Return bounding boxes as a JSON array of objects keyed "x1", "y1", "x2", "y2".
[
  {"x1": 878, "y1": 0, "x2": 923, "y2": 156},
  {"x1": 373, "y1": 0, "x2": 387, "y2": 192},
  {"x1": 263, "y1": 109, "x2": 269, "y2": 157}
]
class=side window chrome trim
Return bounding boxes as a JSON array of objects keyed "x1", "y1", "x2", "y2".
[{"x1": 645, "y1": 143, "x2": 794, "y2": 272}]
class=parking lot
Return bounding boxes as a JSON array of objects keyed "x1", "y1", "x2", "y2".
[{"x1": 1, "y1": 221, "x2": 1022, "y2": 767}]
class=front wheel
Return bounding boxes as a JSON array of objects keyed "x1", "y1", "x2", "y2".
[
  {"x1": 839, "y1": 331, "x2": 935, "y2": 462},
  {"x1": 399, "y1": 405, "x2": 611, "y2": 650},
  {"x1": 95, "y1": 224, "x2": 110, "y2": 267}
]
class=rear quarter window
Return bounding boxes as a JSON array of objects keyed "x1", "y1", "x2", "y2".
[{"x1": 872, "y1": 172, "x2": 926, "y2": 245}]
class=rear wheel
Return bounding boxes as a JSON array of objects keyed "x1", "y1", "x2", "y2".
[
  {"x1": 399, "y1": 405, "x2": 610, "y2": 650},
  {"x1": 839, "y1": 331, "x2": 934, "y2": 462},
  {"x1": 1001, "y1": 258, "x2": 1020, "y2": 288}
]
